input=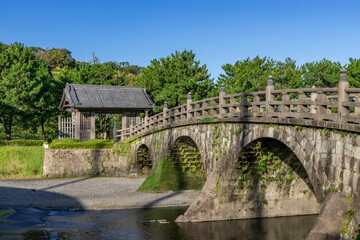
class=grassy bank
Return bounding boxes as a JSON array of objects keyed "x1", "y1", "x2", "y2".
[
  {"x1": 138, "y1": 157, "x2": 206, "y2": 192},
  {"x1": 49, "y1": 139, "x2": 114, "y2": 149},
  {"x1": 0, "y1": 146, "x2": 44, "y2": 178}
]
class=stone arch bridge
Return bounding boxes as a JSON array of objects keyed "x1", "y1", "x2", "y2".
[{"x1": 115, "y1": 69, "x2": 360, "y2": 238}]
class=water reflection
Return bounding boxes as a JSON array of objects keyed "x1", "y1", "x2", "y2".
[
  {"x1": 0, "y1": 207, "x2": 316, "y2": 240},
  {"x1": 177, "y1": 215, "x2": 317, "y2": 240}
]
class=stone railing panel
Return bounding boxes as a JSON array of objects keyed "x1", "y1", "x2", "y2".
[{"x1": 113, "y1": 69, "x2": 360, "y2": 142}]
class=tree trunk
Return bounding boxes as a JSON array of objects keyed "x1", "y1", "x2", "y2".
[
  {"x1": 40, "y1": 117, "x2": 46, "y2": 141},
  {"x1": 2, "y1": 117, "x2": 12, "y2": 141}
]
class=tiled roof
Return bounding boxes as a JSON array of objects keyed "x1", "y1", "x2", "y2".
[{"x1": 59, "y1": 84, "x2": 153, "y2": 111}]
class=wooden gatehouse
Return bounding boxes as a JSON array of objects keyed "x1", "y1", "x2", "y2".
[{"x1": 58, "y1": 83, "x2": 153, "y2": 141}]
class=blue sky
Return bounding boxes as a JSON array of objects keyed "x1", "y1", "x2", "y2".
[{"x1": 1, "y1": 0, "x2": 360, "y2": 79}]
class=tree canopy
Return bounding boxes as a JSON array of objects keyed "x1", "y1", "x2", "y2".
[
  {"x1": 0, "y1": 42, "x2": 52, "y2": 140},
  {"x1": 217, "y1": 56, "x2": 350, "y2": 92},
  {"x1": 1, "y1": 41, "x2": 360, "y2": 141},
  {"x1": 135, "y1": 50, "x2": 214, "y2": 113}
]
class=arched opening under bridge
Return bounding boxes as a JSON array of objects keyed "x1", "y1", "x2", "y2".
[
  {"x1": 168, "y1": 136, "x2": 206, "y2": 190},
  {"x1": 133, "y1": 144, "x2": 152, "y2": 176},
  {"x1": 220, "y1": 137, "x2": 319, "y2": 218}
]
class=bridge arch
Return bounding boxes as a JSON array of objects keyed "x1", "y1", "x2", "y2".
[
  {"x1": 169, "y1": 136, "x2": 204, "y2": 173},
  {"x1": 220, "y1": 137, "x2": 319, "y2": 216},
  {"x1": 237, "y1": 132, "x2": 322, "y2": 199},
  {"x1": 132, "y1": 144, "x2": 152, "y2": 175}
]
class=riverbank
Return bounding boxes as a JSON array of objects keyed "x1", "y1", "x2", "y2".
[{"x1": 0, "y1": 177, "x2": 200, "y2": 210}]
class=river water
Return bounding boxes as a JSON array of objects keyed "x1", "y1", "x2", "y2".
[{"x1": 0, "y1": 207, "x2": 316, "y2": 240}]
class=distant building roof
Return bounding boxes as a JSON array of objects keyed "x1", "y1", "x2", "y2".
[{"x1": 59, "y1": 84, "x2": 153, "y2": 113}]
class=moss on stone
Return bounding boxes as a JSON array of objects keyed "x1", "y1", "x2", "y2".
[{"x1": 137, "y1": 156, "x2": 206, "y2": 192}]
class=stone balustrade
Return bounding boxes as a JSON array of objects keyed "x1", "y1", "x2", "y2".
[{"x1": 115, "y1": 69, "x2": 360, "y2": 142}]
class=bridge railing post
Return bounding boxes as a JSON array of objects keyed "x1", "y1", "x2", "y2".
[
  {"x1": 219, "y1": 84, "x2": 226, "y2": 116},
  {"x1": 316, "y1": 90, "x2": 326, "y2": 115},
  {"x1": 163, "y1": 101, "x2": 168, "y2": 125},
  {"x1": 113, "y1": 122, "x2": 118, "y2": 143},
  {"x1": 253, "y1": 94, "x2": 260, "y2": 113},
  {"x1": 298, "y1": 91, "x2": 307, "y2": 113},
  {"x1": 281, "y1": 91, "x2": 290, "y2": 113},
  {"x1": 355, "y1": 95, "x2": 360, "y2": 116},
  {"x1": 187, "y1": 92, "x2": 192, "y2": 121},
  {"x1": 266, "y1": 75, "x2": 274, "y2": 116},
  {"x1": 240, "y1": 95, "x2": 248, "y2": 116},
  {"x1": 338, "y1": 68, "x2": 349, "y2": 122},
  {"x1": 310, "y1": 86, "x2": 317, "y2": 114}
]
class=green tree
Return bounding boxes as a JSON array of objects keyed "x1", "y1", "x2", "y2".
[
  {"x1": 34, "y1": 48, "x2": 76, "y2": 69},
  {"x1": 0, "y1": 42, "x2": 52, "y2": 140},
  {"x1": 272, "y1": 58, "x2": 304, "y2": 89},
  {"x1": 135, "y1": 50, "x2": 214, "y2": 113},
  {"x1": 218, "y1": 56, "x2": 275, "y2": 94},
  {"x1": 347, "y1": 58, "x2": 360, "y2": 88},
  {"x1": 28, "y1": 73, "x2": 65, "y2": 141},
  {"x1": 302, "y1": 59, "x2": 342, "y2": 88}
]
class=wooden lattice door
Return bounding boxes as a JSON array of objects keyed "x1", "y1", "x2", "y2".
[{"x1": 80, "y1": 113, "x2": 93, "y2": 141}]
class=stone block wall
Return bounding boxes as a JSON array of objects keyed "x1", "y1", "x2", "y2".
[{"x1": 43, "y1": 149, "x2": 131, "y2": 177}]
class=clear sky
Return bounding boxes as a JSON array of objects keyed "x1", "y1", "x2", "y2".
[{"x1": 1, "y1": 0, "x2": 360, "y2": 80}]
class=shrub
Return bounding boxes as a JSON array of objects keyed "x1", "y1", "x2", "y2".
[
  {"x1": 49, "y1": 139, "x2": 114, "y2": 149},
  {"x1": 0, "y1": 140, "x2": 44, "y2": 146}
]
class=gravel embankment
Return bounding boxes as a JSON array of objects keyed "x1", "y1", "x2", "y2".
[{"x1": 0, "y1": 177, "x2": 200, "y2": 210}]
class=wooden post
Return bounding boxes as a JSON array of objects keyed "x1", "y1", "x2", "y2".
[
  {"x1": 219, "y1": 84, "x2": 226, "y2": 116},
  {"x1": 135, "y1": 113, "x2": 141, "y2": 125},
  {"x1": 266, "y1": 75, "x2": 275, "y2": 116},
  {"x1": 129, "y1": 119, "x2": 134, "y2": 137},
  {"x1": 113, "y1": 122, "x2": 118, "y2": 143},
  {"x1": 338, "y1": 68, "x2": 349, "y2": 122},
  {"x1": 90, "y1": 112, "x2": 96, "y2": 139},
  {"x1": 122, "y1": 113, "x2": 128, "y2": 130},
  {"x1": 75, "y1": 111, "x2": 81, "y2": 140},
  {"x1": 58, "y1": 115, "x2": 61, "y2": 139},
  {"x1": 163, "y1": 101, "x2": 168, "y2": 125},
  {"x1": 187, "y1": 92, "x2": 193, "y2": 120}
]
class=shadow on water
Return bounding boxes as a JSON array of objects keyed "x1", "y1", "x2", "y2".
[
  {"x1": 177, "y1": 215, "x2": 318, "y2": 240},
  {"x1": 0, "y1": 185, "x2": 84, "y2": 239}
]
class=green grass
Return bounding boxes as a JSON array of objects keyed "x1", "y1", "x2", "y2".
[
  {"x1": 49, "y1": 139, "x2": 114, "y2": 149},
  {"x1": 0, "y1": 146, "x2": 43, "y2": 178},
  {"x1": 137, "y1": 157, "x2": 206, "y2": 192},
  {"x1": 199, "y1": 118, "x2": 214, "y2": 124}
]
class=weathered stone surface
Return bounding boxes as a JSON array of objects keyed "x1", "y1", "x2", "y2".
[
  {"x1": 43, "y1": 149, "x2": 131, "y2": 177},
  {"x1": 306, "y1": 193, "x2": 348, "y2": 240}
]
